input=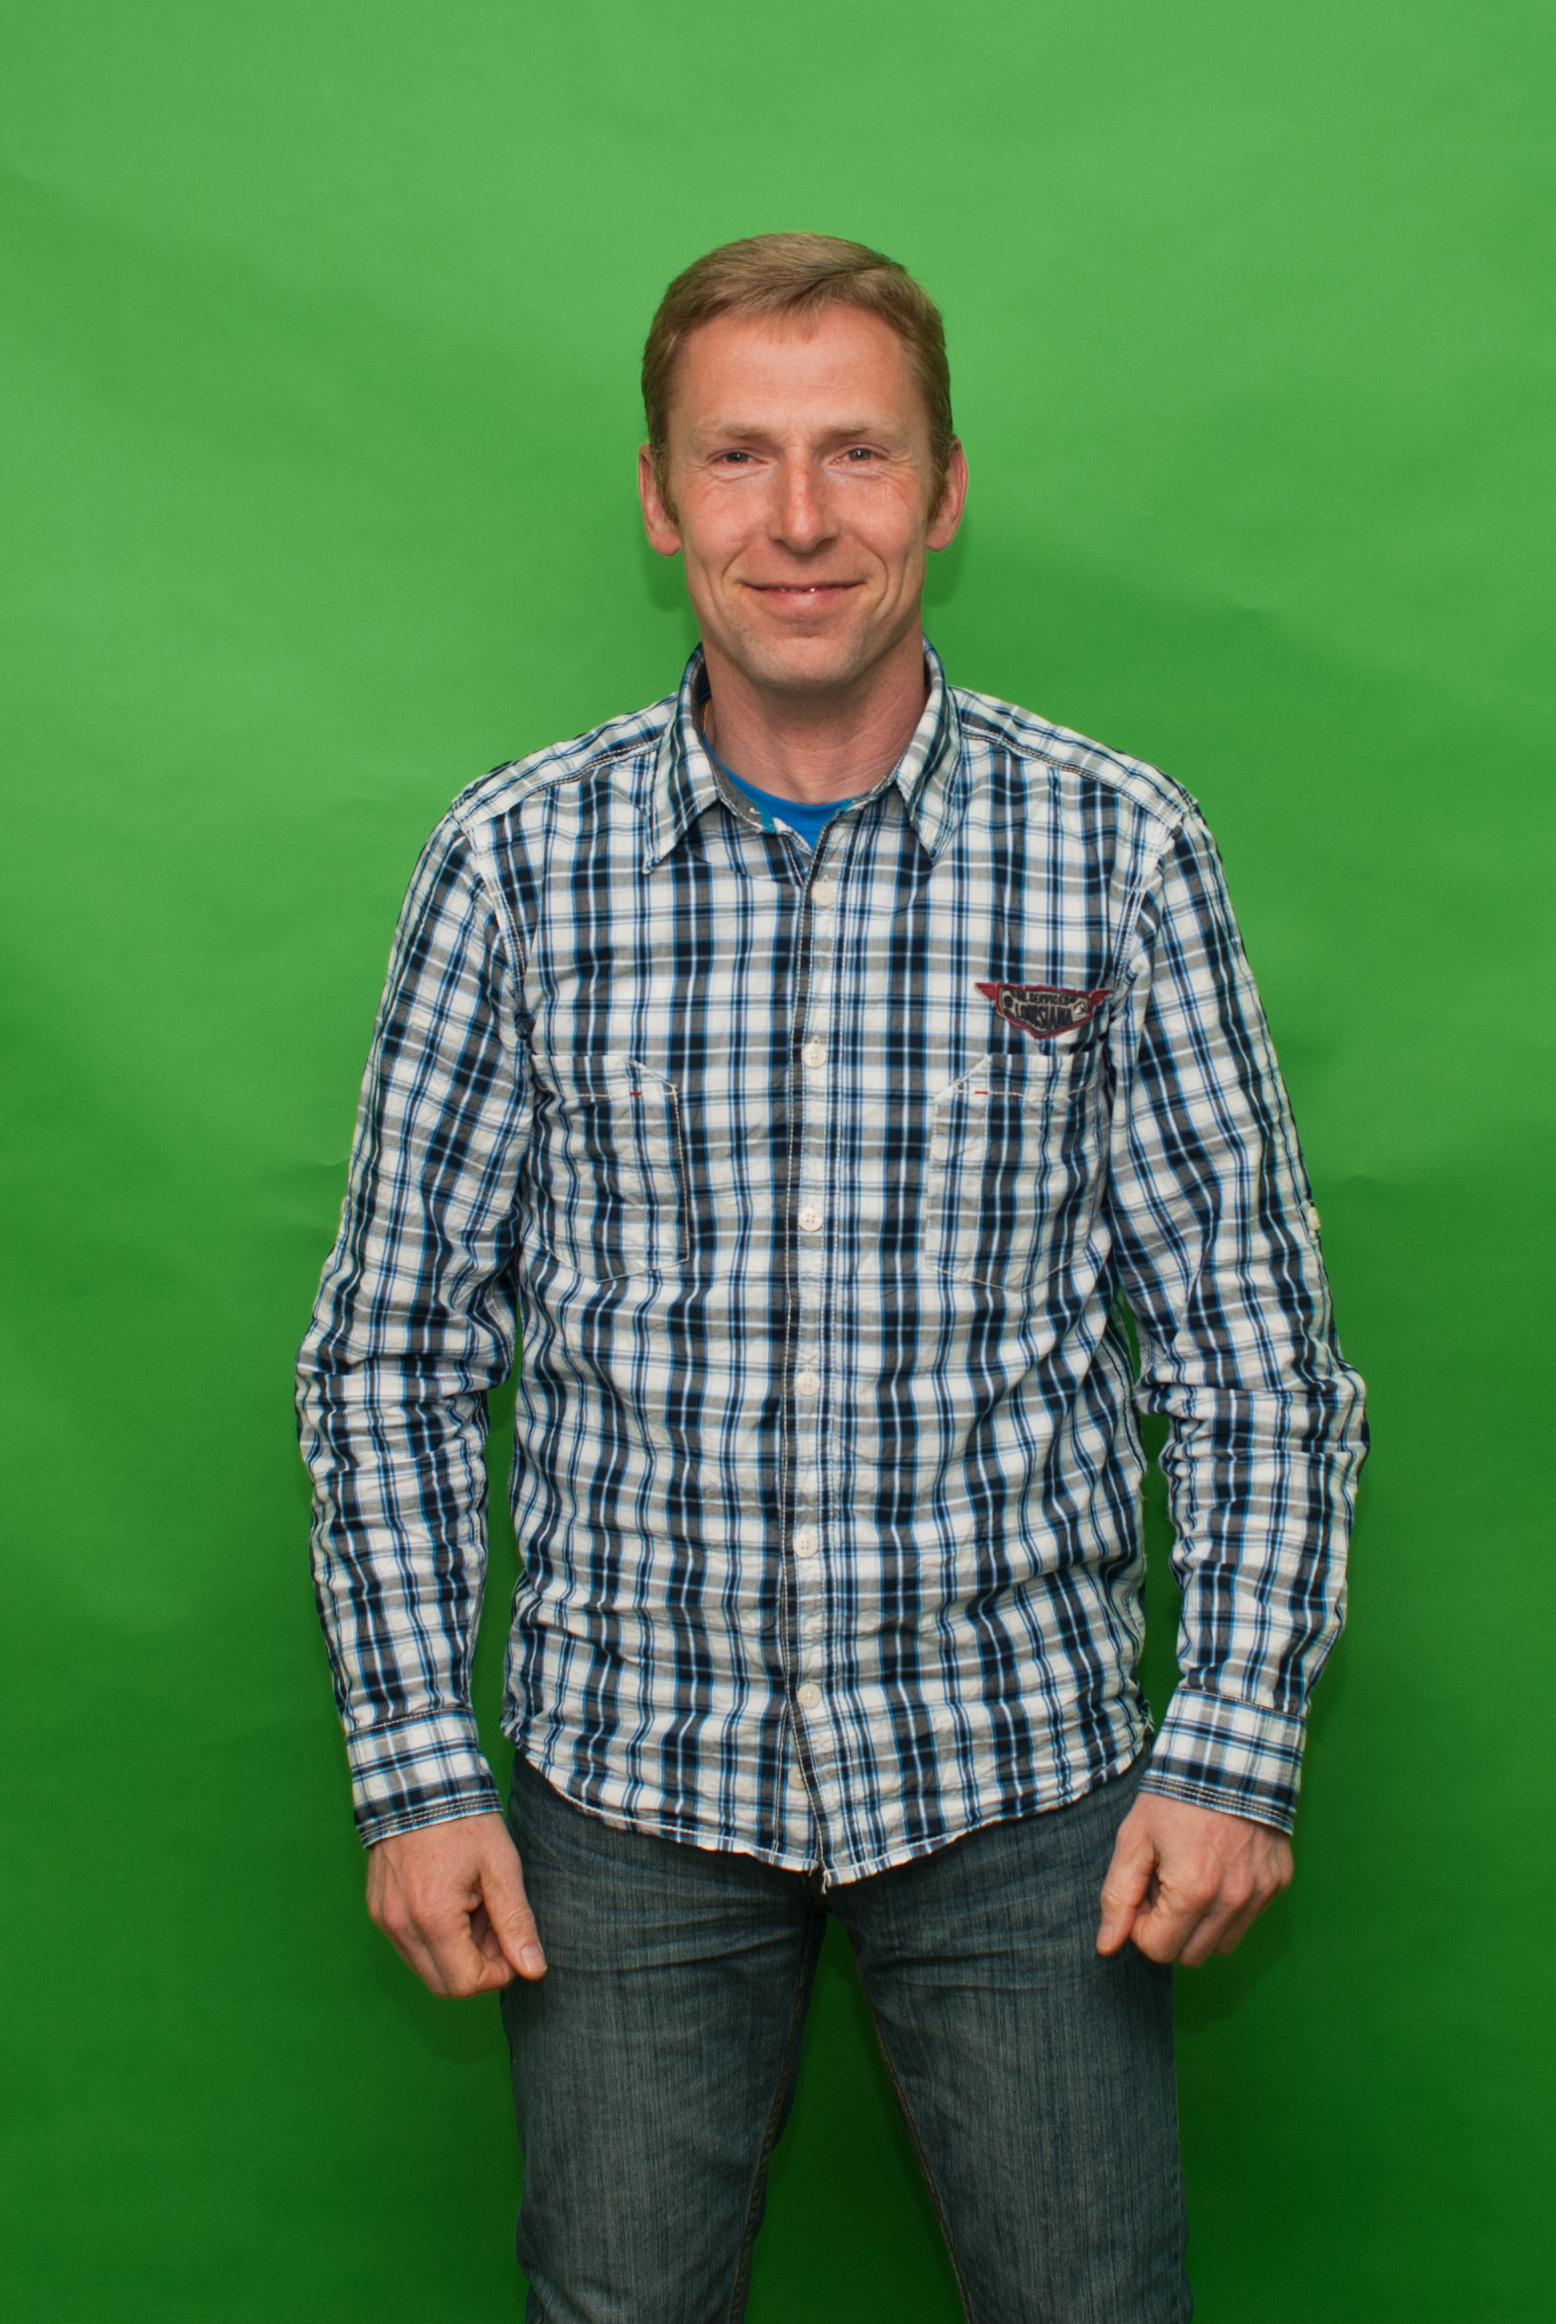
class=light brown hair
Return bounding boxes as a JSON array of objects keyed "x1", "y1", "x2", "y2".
[{"x1": 642, "y1": 233, "x2": 954, "y2": 499}]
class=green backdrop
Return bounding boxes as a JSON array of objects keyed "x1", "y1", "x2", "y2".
[{"x1": 3, "y1": 1, "x2": 1552, "y2": 2316}]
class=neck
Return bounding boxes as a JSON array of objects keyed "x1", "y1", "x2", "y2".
[{"x1": 699, "y1": 625, "x2": 928, "y2": 803}]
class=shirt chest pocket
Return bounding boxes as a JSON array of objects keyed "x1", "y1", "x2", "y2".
[
  {"x1": 537, "y1": 1056, "x2": 686, "y2": 1280},
  {"x1": 926, "y1": 1045, "x2": 1106, "y2": 1290}
]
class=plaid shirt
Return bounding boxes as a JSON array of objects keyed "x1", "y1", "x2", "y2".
[{"x1": 297, "y1": 645, "x2": 1365, "y2": 1877}]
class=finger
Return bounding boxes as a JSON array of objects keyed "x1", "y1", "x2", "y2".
[
  {"x1": 1186, "y1": 1846, "x2": 1293, "y2": 1962},
  {"x1": 1209, "y1": 1878, "x2": 1286, "y2": 1958},
  {"x1": 470, "y1": 1903, "x2": 506, "y2": 1962},
  {"x1": 1174, "y1": 1901, "x2": 1241, "y2": 1968},
  {"x1": 1097, "y1": 1819, "x2": 1158, "y2": 1955},
  {"x1": 378, "y1": 1911, "x2": 474, "y2": 1996},
  {"x1": 393, "y1": 1912, "x2": 514, "y2": 1996},
  {"x1": 1126, "y1": 1884, "x2": 1215, "y2": 1964},
  {"x1": 1126, "y1": 1857, "x2": 1238, "y2": 1963},
  {"x1": 379, "y1": 1878, "x2": 520, "y2": 1997},
  {"x1": 479, "y1": 1849, "x2": 548, "y2": 1980},
  {"x1": 1167, "y1": 1870, "x2": 1274, "y2": 1966}
]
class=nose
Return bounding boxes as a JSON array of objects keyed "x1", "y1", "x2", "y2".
[{"x1": 770, "y1": 459, "x2": 834, "y2": 554}]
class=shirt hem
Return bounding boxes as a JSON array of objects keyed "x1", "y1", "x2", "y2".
[{"x1": 510, "y1": 1723, "x2": 1148, "y2": 1888}]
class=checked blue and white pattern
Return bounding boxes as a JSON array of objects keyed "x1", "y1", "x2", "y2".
[{"x1": 297, "y1": 644, "x2": 1366, "y2": 1876}]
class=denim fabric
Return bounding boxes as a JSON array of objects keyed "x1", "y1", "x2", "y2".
[{"x1": 501, "y1": 1753, "x2": 1190, "y2": 2323}]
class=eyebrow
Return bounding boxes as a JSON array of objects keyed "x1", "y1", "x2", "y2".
[{"x1": 690, "y1": 418, "x2": 901, "y2": 445}]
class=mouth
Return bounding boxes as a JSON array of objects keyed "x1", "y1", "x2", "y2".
[{"x1": 745, "y1": 581, "x2": 861, "y2": 611}]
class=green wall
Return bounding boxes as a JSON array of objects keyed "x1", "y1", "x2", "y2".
[{"x1": 3, "y1": 2, "x2": 1551, "y2": 2316}]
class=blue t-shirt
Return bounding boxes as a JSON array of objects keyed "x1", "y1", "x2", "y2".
[{"x1": 714, "y1": 753, "x2": 855, "y2": 851}]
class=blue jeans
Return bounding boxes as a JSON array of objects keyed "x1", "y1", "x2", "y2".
[{"x1": 501, "y1": 1754, "x2": 1190, "y2": 2323}]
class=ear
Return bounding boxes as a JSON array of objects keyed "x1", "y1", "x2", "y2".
[
  {"x1": 639, "y1": 445, "x2": 683, "y2": 556},
  {"x1": 927, "y1": 439, "x2": 968, "y2": 553}
]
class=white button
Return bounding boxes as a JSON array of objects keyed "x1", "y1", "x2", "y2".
[
  {"x1": 793, "y1": 1527, "x2": 818, "y2": 1559},
  {"x1": 794, "y1": 1369, "x2": 821, "y2": 1397},
  {"x1": 796, "y1": 1682, "x2": 822, "y2": 1710},
  {"x1": 802, "y1": 1038, "x2": 826, "y2": 1070},
  {"x1": 812, "y1": 879, "x2": 836, "y2": 907},
  {"x1": 797, "y1": 1203, "x2": 823, "y2": 1233}
]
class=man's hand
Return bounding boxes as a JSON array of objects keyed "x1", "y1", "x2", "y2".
[
  {"x1": 366, "y1": 1812, "x2": 547, "y2": 1997},
  {"x1": 1096, "y1": 1791, "x2": 1292, "y2": 1966}
]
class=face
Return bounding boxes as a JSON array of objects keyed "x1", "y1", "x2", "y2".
[{"x1": 639, "y1": 305, "x2": 966, "y2": 701}]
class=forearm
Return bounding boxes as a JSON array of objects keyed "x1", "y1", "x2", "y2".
[
  {"x1": 299, "y1": 1365, "x2": 503, "y2": 1843},
  {"x1": 1138, "y1": 1373, "x2": 1365, "y2": 1829}
]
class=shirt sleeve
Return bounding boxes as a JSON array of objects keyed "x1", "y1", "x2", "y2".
[
  {"x1": 295, "y1": 812, "x2": 532, "y2": 1845},
  {"x1": 1106, "y1": 811, "x2": 1367, "y2": 1832}
]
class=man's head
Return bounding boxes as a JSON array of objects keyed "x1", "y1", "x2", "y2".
[
  {"x1": 638, "y1": 233, "x2": 967, "y2": 708},
  {"x1": 642, "y1": 234, "x2": 956, "y2": 507}
]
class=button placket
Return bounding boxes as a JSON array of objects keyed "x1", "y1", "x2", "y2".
[
  {"x1": 788, "y1": 851, "x2": 844, "y2": 1777},
  {"x1": 795, "y1": 924, "x2": 833, "y2": 1278}
]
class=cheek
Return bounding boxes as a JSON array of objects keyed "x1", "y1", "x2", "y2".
[
  {"x1": 856, "y1": 481, "x2": 932, "y2": 556},
  {"x1": 862, "y1": 514, "x2": 929, "y2": 582},
  {"x1": 680, "y1": 505, "x2": 761, "y2": 573}
]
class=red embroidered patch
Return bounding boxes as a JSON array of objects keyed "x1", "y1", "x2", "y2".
[{"x1": 975, "y1": 982, "x2": 1112, "y2": 1042}]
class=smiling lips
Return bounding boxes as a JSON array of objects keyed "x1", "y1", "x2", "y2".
[{"x1": 748, "y1": 580, "x2": 860, "y2": 607}]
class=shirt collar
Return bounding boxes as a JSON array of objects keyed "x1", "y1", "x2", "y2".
[{"x1": 643, "y1": 640, "x2": 965, "y2": 868}]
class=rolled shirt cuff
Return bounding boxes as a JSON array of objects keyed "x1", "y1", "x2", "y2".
[
  {"x1": 344, "y1": 1710, "x2": 502, "y2": 1847},
  {"x1": 1140, "y1": 1688, "x2": 1307, "y2": 1833}
]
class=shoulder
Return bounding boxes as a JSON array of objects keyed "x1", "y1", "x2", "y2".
[
  {"x1": 951, "y1": 686, "x2": 1201, "y2": 840},
  {"x1": 406, "y1": 692, "x2": 677, "y2": 965},
  {"x1": 446, "y1": 693, "x2": 676, "y2": 838}
]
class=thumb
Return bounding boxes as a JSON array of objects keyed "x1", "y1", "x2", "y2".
[
  {"x1": 1097, "y1": 1814, "x2": 1158, "y2": 1956},
  {"x1": 480, "y1": 1842, "x2": 548, "y2": 1981}
]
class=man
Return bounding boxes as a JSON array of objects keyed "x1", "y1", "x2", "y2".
[{"x1": 298, "y1": 234, "x2": 1365, "y2": 2322}]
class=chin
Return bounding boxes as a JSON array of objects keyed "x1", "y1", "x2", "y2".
[{"x1": 727, "y1": 627, "x2": 877, "y2": 695}]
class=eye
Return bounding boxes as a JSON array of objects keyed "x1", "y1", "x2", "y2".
[
  {"x1": 843, "y1": 446, "x2": 878, "y2": 462},
  {"x1": 715, "y1": 450, "x2": 754, "y2": 466}
]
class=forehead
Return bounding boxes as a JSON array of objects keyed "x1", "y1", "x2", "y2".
[{"x1": 668, "y1": 306, "x2": 927, "y2": 438}]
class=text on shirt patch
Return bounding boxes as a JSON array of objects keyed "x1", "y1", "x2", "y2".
[{"x1": 975, "y1": 982, "x2": 1112, "y2": 1041}]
